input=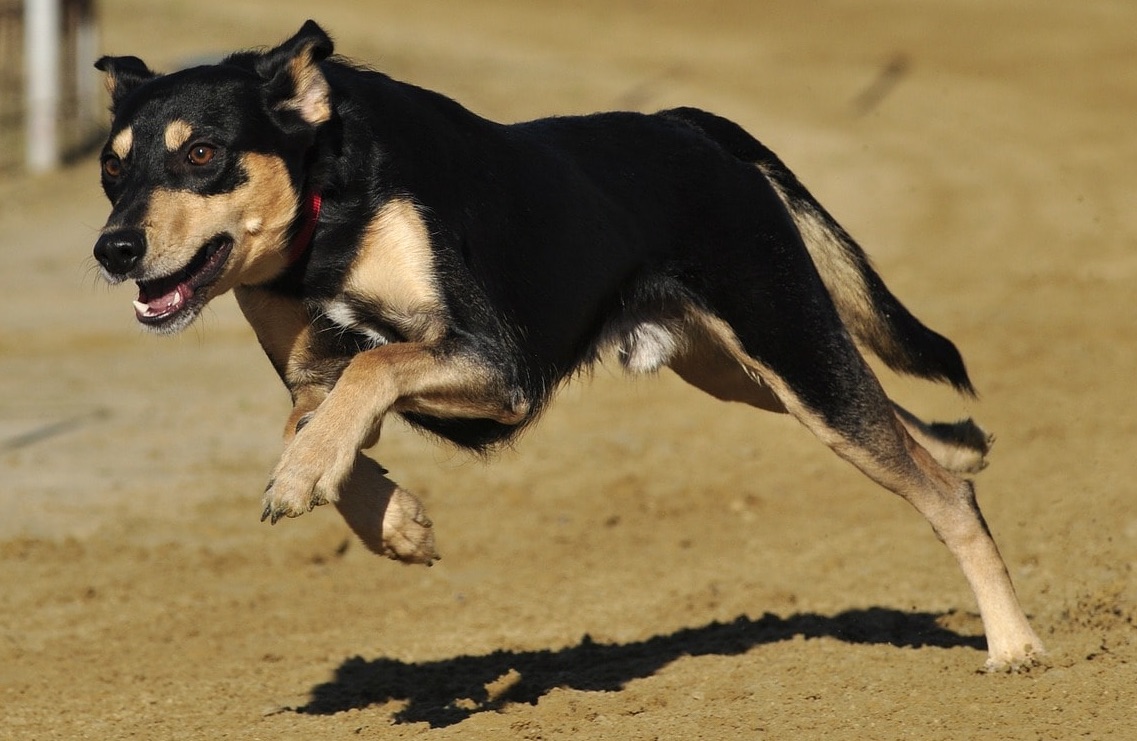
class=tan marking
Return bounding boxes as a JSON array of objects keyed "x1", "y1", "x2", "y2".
[
  {"x1": 305, "y1": 343, "x2": 528, "y2": 446},
  {"x1": 163, "y1": 119, "x2": 194, "y2": 152},
  {"x1": 332, "y1": 455, "x2": 438, "y2": 565},
  {"x1": 357, "y1": 346, "x2": 521, "y2": 442},
  {"x1": 343, "y1": 198, "x2": 446, "y2": 343},
  {"x1": 262, "y1": 341, "x2": 528, "y2": 520},
  {"x1": 143, "y1": 152, "x2": 298, "y2": 292},
  {"x1": 234, "y1": 286, "x2": 314, "y2": 388},
  {"x1": 283, "y1": 46, "x2": 331, "y2": 125},
  {"x1": 101, "y1": 72, "x2": 121, "y2": 101},
  {"x1": 111, "y1": 127, "x2": 134, "y2": 160},
  {"x1": 666, "y1": 309, "x2": 786, "y2": 413},
  {"x1": 759, "y1": 164, "x2": 882, "y2": 353}
]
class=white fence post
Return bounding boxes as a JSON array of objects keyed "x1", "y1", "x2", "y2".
[
  {"x1": 74, "y1": 1, "x2": 98, "y2": 123},
  {"x1": 24, "y1": 0, "x2": 61, "y2": 173}
]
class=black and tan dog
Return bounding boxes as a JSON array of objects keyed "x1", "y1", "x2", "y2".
[{"x1": 92, "y1": 21, "x2": 1042, "y2": 670}]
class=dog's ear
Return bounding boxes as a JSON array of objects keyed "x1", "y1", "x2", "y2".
[
  {"x1": 256, "y1": 20, "x2": 335, "y2": 128},
  {"x1": 94, "y1": 56, "x2": 158, "y2": 110}
]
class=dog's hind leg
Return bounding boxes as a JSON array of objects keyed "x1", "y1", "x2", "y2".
[
  {"x1": 666, "y1": 319, "x2": 787, "y2": 413},
  {"x1": 678, "y1": 311, "x2": 1043, "y2": 670},
  {"x1": 823, "y1": 416, "x2": 1042, "y2": 671}
]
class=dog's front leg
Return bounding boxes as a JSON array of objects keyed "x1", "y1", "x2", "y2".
[
  {"x1": 334, "y1": 455, "x2": 439, "y2": 564},
  {"x1": 262, "y1": 342, "x2": 525, "y2": 524},
  {"x1": 272, "y1": 384, "x2": 437, "y2": 563}
]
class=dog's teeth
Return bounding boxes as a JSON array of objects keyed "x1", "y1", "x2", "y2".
[{"x1": 132, "y1": 300, "x2": 150, "y2": 316}]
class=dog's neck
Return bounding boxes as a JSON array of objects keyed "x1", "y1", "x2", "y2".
[{"x1": 285, "y1": 191, "x2": 323, "y2": 265}]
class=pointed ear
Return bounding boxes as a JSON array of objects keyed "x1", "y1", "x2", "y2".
[
  {"x1": 94, "y1": 55, "x2": 158, "y2": 109},
  {"x1": 256, "y1": 20, "x2": 335, "y2": 127}
]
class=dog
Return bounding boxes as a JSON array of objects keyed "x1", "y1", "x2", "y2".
[{"x1": 91, "y1": 20, "x2": 1042, "y2": 670}]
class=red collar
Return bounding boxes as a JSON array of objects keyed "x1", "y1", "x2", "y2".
[{"x1": 285, "y1": 191, "x2": 322, "y2": 265}]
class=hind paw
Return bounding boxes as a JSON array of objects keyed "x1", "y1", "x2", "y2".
[
  {"x1": 895, "y1": 405, "x2": 996, "y2": 474},
  {"x1": 930, "y1": 417, "x2": 994, "y2": 454},
  {"x1": 983, "y1": 644, "x2": 1048, "y2": 674},
  {"x1": 928, "y1": 418, "x2": 994, "y2": 473}
]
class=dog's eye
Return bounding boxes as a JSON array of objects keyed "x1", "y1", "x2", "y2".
[
  {"x1": 101, "y1": 154, "x2": 123, "y2": 179},
  {"x1": 187, "y1": 144, "x2": 216, "y2": 166}
]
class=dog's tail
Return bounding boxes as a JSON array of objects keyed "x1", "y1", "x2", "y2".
[
  {"x1": 757, "y1": 148, "x2": 977, "y2": 396},
  {"x1": 660, "y1": 107, "x2": 975, "y2": 396}
]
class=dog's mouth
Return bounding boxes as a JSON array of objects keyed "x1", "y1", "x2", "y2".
[{"x1": 133, "y1": 235, "x2": 233, "y2": 329}]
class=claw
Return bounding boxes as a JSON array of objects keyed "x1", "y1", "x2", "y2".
[{"x1": 261, "y1": 502, "x2": 272, "y2": 522}]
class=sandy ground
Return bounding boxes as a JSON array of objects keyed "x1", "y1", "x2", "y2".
[{"x1": 2, "y1": 0, "x2": 1136, "y2": 738}]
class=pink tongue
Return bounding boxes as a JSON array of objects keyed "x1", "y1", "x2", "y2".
[{"x1": 134, "y1": 283, "x2": 191, "y2": 319}]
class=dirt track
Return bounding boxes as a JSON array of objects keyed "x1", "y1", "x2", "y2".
[{"x1": 2, "y1": 1, "x2": 1135, "y2": 738}]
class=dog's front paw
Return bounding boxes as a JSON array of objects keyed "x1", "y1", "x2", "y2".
[{"x1": 261, "y1": 431, "x2": 357, "y2": 524}]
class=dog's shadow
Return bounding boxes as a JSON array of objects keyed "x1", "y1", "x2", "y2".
[{"x1": 297, "y1": 608, "x2": 984, "y2": 727}]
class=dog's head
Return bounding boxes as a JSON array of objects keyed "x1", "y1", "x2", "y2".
[{"x1": 93, "y1": 21, "x2": 334, "y2": 333}]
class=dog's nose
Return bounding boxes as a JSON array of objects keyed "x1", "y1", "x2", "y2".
[{"x1": 94, "y1": 229, "x2": 146, "y2": 275}]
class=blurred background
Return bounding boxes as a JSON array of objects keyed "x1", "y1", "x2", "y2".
[{"x1": 1, "y1": 1, "x2": 1135, "y2": 738}]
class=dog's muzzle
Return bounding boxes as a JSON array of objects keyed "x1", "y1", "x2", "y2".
[{"x1": 94, "y1": 228, "x2": 146, "y2": 277}]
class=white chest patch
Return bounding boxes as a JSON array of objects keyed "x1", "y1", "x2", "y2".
[{"x1": 321, "y1": 298, "x2": 392, "y2": 348}]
